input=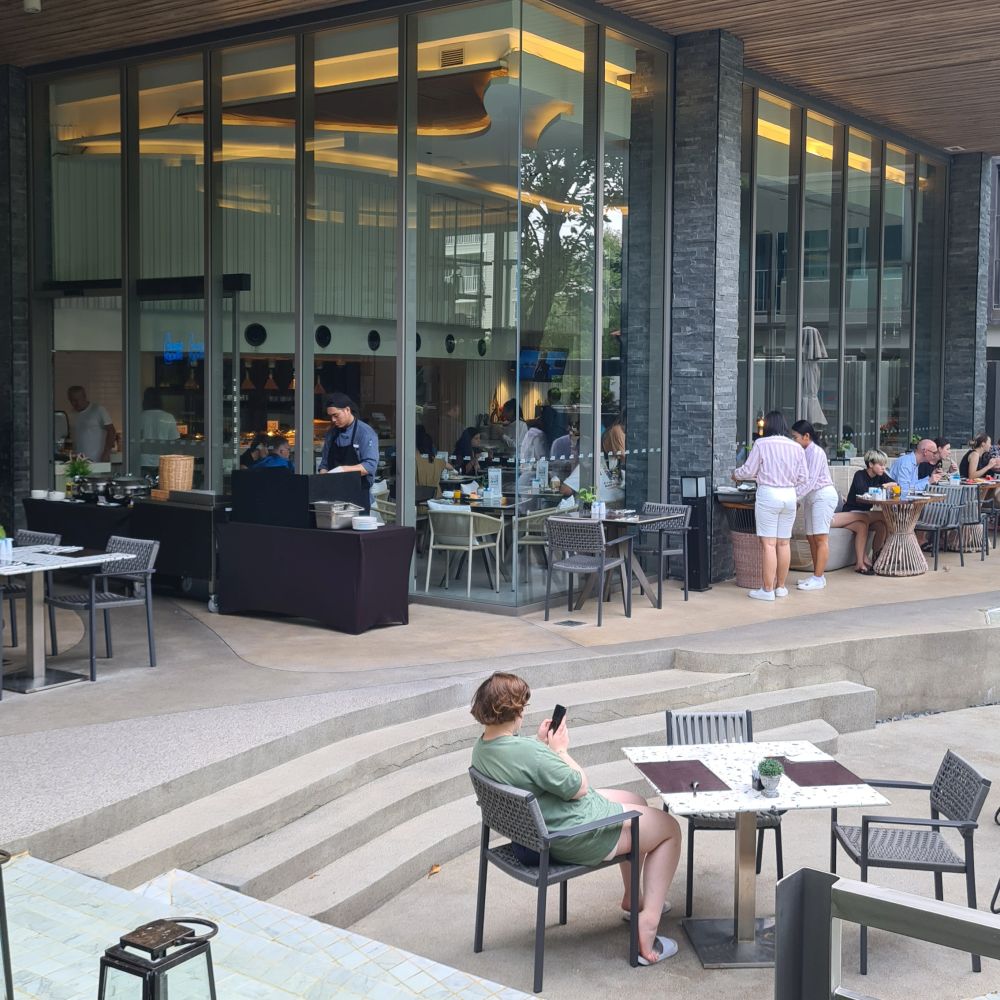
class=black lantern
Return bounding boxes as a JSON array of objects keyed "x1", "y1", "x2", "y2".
[
  {"x1": 98, "y1": 918, "x2": 218, "y2": 1000},
  {"x1": 0, "y1": 850, "x2": 13, "y2": 1000}
]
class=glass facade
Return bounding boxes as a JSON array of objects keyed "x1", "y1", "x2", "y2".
[
  {"x1": 738, "y1": 87, "x2": 947, "y2": 458},
  {"x1": 31, "y1": 1, "x2": 669, "y2": 607}
]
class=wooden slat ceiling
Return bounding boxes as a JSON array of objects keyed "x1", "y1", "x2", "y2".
[
  {"x1": 600, "y1": 0, "x2": 1000, "y2": 153},
  {"x1": 0, "y1": 0, "x2": 996, "y2": 152}
]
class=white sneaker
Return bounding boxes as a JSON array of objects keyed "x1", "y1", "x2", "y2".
[
  {"x1": 774, "y1": 587, "x2": 789, "y2": 598},
  {"x1": 748, "y1": 588, "x2": 775, "y2": 602},
  {"x1": 797, "y1": 576, "x2": 827, "y2": 591}
]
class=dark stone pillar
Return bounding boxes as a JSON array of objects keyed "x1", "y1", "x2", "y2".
[
  {"x1": 942, "y1": 152, "x2": 990, "y2": 445},
  {"x1": 0, "y1": 65, "x2": 30, "y2": 533},
  {"x1": 669, "y1": 31, "x2": 743, "y2": 582}
]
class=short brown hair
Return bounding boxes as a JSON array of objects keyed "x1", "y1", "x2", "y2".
[{"x1": 471, "y1": 672, "x2": 530, "y2": 726}]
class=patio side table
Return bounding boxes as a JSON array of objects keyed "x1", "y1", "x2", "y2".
[{"x1": 867, "y1": 495, "x2": 943, "y2": 576}]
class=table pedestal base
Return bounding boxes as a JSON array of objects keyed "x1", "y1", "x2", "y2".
[
  {"x1": 681, "y1": 916, "x2": 776, "y2": 968},
  {"x1": 3, "y1": 667, "x2": 86, "y2": 694}
]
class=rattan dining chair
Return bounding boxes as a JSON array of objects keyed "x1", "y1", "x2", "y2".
[
  {"x1": 633, "y1": 502, "x2": 691, "y2": 604},
  {"x1": 665, "y1": 709, "x2": 783, "y2": 916},
  {"x1": 916, "y1": 487, "x2": 963, "y2": 571},
  {"x1": 543, "y1": 517, "x2": 632, "y2": 627},
  {"x1": 831, "y1": 749, "x2": 991, "y2": 974},
  {"x1": 469, "y1": 766, "x2": 641, "y2": 993},
  {"x1": 46, "y1": 535, "x2": 159, "y2": 681},
  {"x1": 955, "y1": 484, "x2": 990, "y2": 563},
  {"x1": 424, "y1": 508, "x2": 504, "y2": 598},
  {"x1": 1, "y1": 530, "x2": 61, "y2": 649}
]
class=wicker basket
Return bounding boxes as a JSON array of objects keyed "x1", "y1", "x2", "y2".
[{"x1": 158, "y1": 454, "x2": 194, "y2": 492}]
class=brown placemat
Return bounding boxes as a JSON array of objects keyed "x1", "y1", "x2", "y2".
[
  {"x1": 635, "y1": 760, "x2": 730, "y2": 794},
  {"x1": 773, "y1": 757, "x2": 863, "y2": 787}
]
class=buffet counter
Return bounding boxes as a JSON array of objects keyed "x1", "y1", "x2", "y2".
[{"x1": 217, "y1": 522, "x2": 415, "y2": 634}]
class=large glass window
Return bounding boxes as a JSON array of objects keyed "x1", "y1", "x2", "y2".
[
  {"x1": 801, "y1": 111, "x2": 842, "y2": 454},
  {"x1": 752, "y1": 93, "x2": 800, "y2": 425},
  {"x1": 843, "y1": 130, "x2": 881, "y2": 455},
  {"x1": 879, "y1": 143, "x2": 914, "y2": 455}
]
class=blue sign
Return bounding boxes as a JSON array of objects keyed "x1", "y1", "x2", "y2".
[
  {"x1": 163, "y1": 335, "x2": 184, "y2": 363},
  {"x1": 188, "y1": 340, "x2": 205, "y2": 363}
]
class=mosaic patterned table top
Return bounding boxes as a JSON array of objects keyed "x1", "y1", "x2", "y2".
[
  {"x1": 623, "y1": 740, "x2": 890, "y2": 816},
  {"x1": 2, "y1": 855, "x2": 529, "y2": 1000}
]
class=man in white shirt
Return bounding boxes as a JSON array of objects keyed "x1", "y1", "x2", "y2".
[
  {"x1": 67, "y1": 385, "x2": 116, "y2": 462},
  {"x1": 139, "y1": 387, "x2": 180, "y2": 470}
]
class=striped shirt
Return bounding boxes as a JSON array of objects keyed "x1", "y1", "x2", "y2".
[
  {"x1": 734, "y1": 435, "x2": 809, "y2": 490},
  {"x1": 797, "y1": 441, "x2": 834, "y2": 499}
]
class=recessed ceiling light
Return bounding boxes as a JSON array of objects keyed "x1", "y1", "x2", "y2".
[{"x1": 944, "y1": 145, "x2": 966, "y2": 152}]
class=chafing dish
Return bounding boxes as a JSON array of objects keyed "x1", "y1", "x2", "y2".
[{"x1": 312, "y1": 500, "x2": 364, "y2": 530}]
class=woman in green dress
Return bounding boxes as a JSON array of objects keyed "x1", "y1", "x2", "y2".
[{"x1": 470, "y1": 672, "x2": 683, "y2": 966}]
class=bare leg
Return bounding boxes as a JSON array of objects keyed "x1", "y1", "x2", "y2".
[
  {"x1": 598, "y1": 788, "x2": 652, "y2": 911},
  {"x1": 604, "y1": 804, "x2": 682, "y2": 963},
  {"x1": 759, "y1": 537, "x2": 778, "y2": 592},
  {"x1": 809, "y1": 533, "x2": 830, "y2": 578},
  {"x1": 832, "y1": 512, "x2": 871, "y2": 570},
  {"x1": 775, "y1": 538, "x2": 791, "y2": 589}
]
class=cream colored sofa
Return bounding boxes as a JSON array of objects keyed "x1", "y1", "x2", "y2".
[{"x1": 789, "y1": 459, "x2": 865, "y2": 572}]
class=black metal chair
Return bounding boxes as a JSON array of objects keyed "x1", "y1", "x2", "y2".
[
  {"x1": 46, "y1": 535, "x2": 159, "y2": 681},
  {"x1": 633, "y1": 502, "x2": 691, "y2": 604},
  {"x1": 831, "y1": 749, "x2": 991, "y2": 974},
  {"x1": 1, "y1": 529, "x2": 61, "y2": 648},
  {"x1": 665, "y1": 709, "x2": 783, "y2": 916},
  {"x1": 543, "y1": 517, "x2": 632, "y2": 627},
  {"x1": 954, "y1": 484, "x2": 990, "y2": 564},
  {"x1": 915, "y1": 487, "x2": 962, "y2": 571},
  {"x1": 469, "y1": 765, "x2": 640, "y2": 994}
]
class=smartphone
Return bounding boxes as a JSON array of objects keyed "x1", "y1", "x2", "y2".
[{"x1": 549, "y1": 704, "x2": 567, "y2": 735}]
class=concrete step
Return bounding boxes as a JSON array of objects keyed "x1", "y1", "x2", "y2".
[
  {"x1": 62, "y1": 669, "x2": 744, "y2": 887},
  {"x1": 685, "y1": 680, "x2": 875, "y2": 736},
  {"x1": 269, "y1": 760, "x2": 639, "y2": 929},
  {"x1": 756, "y1": 718, "x2": 839, "y2": 754},
  {"x1": 194, "y1": 714, "x2": 668, "y2": 900}
]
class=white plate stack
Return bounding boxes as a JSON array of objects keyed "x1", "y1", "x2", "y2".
[{"x1": 352, "y1": 515, "x2": 380, "y2": 531}]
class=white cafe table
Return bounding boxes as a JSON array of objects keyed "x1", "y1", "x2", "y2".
[
  {"x1": 0, "y1": 545, "x2": 135, "y2": 694},
  {"x1": 623, "y1": 740, "x2": 889, "y2": 969}
]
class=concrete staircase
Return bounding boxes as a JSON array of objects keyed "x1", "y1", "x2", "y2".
[{"x1": 57, "y1": 656, "x2": 877, "y2": 930}]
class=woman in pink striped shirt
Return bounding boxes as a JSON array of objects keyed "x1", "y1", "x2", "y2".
[
  {"x1": 791, "y1": 420, "x2": 839, "y2": 590},
  {"x1": 732, "y1": 411, "x2": 808, "y2": 602}
]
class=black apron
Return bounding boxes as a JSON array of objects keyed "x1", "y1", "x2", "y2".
[{"x1": 327, "y1": 419, "x2": 370, "y2": 484}]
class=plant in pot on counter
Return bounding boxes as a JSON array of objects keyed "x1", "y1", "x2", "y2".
[
  {"x1": 65, "y1": 454, "x2": 92, "y2": 479},
  {"x1": 577, "y1": 486, "x2": 597, "y2": 517},
  {"x1": 757, "y1": 757, "x2": 784, "y2": 797}
]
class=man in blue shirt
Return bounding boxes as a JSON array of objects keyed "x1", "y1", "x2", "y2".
[
  {"x1": 889, "y1": 438, "x2": 942, "y2": 496},
  {"x1": 251, "y1": 438, "x2": 294, "y2": 471},
  {"x1": 318, "y1": 392, "x2": 379, "y2": 486}
]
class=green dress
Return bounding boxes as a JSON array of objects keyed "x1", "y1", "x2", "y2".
[{"x1": 471, "y1": 734, "x2": 623, "y2": 867}]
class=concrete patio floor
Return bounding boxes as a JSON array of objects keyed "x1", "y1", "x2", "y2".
[{"x1": 352, "y1": 704, "x2": 1000, "y2": 1000}]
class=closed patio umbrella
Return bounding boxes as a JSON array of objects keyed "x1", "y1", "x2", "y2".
[{"x1": 801, "y1": 325, "x2": 828, "y2": 426}]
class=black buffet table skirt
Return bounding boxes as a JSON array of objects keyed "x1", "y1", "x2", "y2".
[
  {"x1": 217, "y1": 522, "x2": 415, "y2": 634},
  {"x1": 23, "y1": 498, "x2": 133, "y2": 549}
]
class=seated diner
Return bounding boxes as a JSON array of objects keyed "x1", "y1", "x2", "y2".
[{"x1": 837, "y1": 448, "x2": 895, "y2": 573}]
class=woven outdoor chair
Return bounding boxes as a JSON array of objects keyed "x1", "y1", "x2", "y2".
[
  {"x1": 955, "y1": 484, "x2": 990, "y2": 563},
  {"x1": 665, "y1": 709, "x2": 783, "y2": 917},
  {"x1": 831, "y1": 749, "x2": 991, "y2": 974},
  {"x1": 469, "y1": 765, "x2": 640, "y2": 994},
  {"x1": 915, "y1": 487, "x2": 963, "y2": 571},
  {"x1": 543, "y1": 517, "x2": 632, "y2": 627},
  {"x1": 633, "y1": 502, "x2": 691, "y2": 604},
  {"x1": 1, "y1": 530, "x2": 60, "y2": 649},
  {"x1": 46, "y1": 535, "x2": 159, "y2": 681}
]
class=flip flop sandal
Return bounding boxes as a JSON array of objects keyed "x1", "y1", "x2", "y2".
[
  {"x1": 622, "y1": 900, "x2": 672, "y2": 922},
  {"x1": 637, "y1": 935, "x2": 679, "y2": 966},
  {"x1": 855, "y1": 566, "x2": 875, "y2": 575}
]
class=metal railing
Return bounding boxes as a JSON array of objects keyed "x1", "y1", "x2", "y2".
[{"x1": 775, "y1": 868, "x2": 1000, "y2": 1000}]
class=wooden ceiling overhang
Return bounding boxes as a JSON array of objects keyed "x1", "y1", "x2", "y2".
[{"x1": 1, "y1": 0, "x2": 996, "y2": 153}]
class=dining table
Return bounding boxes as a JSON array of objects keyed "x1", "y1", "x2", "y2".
[
  {"x1": 571, "y1": 510, "x2": 685, "y2": 609},
  {"x1": 0, "y1": 545, "x2": 136, "y2": 694},
  {"x1": 623, "y1": 740, "x2": 889, "y2": 969},
  {"x1": 865, "y1": 493, "x2": 944, "y2": 576}
]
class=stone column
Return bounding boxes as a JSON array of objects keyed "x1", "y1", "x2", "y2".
[
  {"x1": 0, "y1": 65, "x2": 30, "y2": 532},
  {"x1": 669, "y1": 31, "x2": 743, "y2": 581},
  {"x1": 942, "y1": 152, "x2": 991, "y2": 445}
]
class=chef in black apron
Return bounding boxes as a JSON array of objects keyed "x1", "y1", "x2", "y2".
[{"x1": 318, "y1": 392, "x2": 379, "y2": 487}]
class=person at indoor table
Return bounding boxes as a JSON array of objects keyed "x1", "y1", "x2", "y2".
[{"x1": 318, "y1": 392, "x2": 379, "y2": 485}]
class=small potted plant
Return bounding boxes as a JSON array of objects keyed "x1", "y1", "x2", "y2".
[
  {"x1": 577, "y1": 486, "x2": 597, "y2": 518},
  {"x1": 757, "y1": 757, "x2": 784, "y2": 797},
  {"x1": 65, "y1": 454, "x2": 92, "y2": 480}
]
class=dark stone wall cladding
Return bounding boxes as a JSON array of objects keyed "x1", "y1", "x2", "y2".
[
  {"x1": 670, "y1": 31, "x2": 743, "y2": 582},
  {"x1": 0, "y1": 65, "x2": 30, "y2": 532},
  {"x1": 943, "y1": 152, "x2": 990, "y2": 446}
]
